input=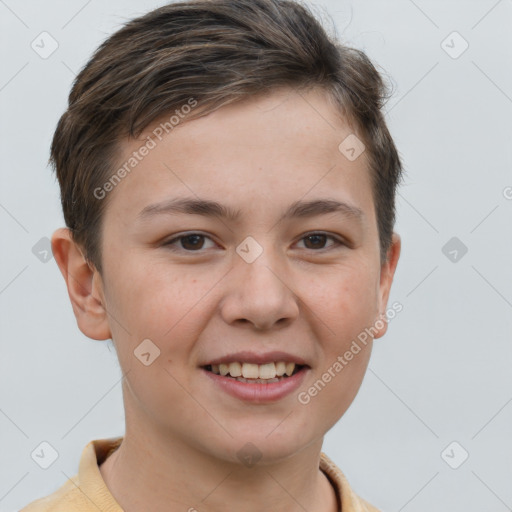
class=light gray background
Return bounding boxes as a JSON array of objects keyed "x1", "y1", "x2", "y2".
[{"x1": 1, "y1": 0, "x2": 511, "y2": 510}]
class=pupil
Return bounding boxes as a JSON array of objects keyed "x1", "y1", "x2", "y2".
[
  {"x1": 305, "y1": 234, "x2": 326, "y2": 249},
  {"x1": 182, "y1": 235, "x2": 203, "y2": 250}
]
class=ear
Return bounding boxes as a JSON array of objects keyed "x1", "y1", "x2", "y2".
[
  {"x1": 373, "y1": 232, "x2": 401, "y2": 340},
  {"x1": 51, "y1": 227, "x2": 111, "y2": 340}
]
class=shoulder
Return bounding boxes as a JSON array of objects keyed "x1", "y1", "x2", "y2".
[
  {"x1": 320, "y1": 452, "x2": 383, "y2": 512},
  {"x1": 19, "y1": 437, "x2": 123, "y2": 512},
  {"x1": 358, "y1": 496, "x2": 383, "y2": 512}
]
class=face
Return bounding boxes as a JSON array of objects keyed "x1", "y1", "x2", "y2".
[{"x1": 88, "y1": 87, "x2": 400, "y2": 464}]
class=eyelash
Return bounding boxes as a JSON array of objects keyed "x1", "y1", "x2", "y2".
[{"x1": 162, "y1": 232, "x2": 346, "y2": 253}]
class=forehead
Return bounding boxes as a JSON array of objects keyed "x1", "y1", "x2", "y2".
[{"x1": 106, "y1": 87, "x2": 375, "y2": 226}]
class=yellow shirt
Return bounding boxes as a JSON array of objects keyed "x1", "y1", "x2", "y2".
[{"x1": 20, "y1": 437, "x2": 381, "y2": 512}]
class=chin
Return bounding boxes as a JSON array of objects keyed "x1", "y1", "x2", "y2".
[{"x1": 221, "y1": 427, "x2": 315, "y2": 466}]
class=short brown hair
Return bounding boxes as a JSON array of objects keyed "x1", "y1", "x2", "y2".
[{"x1": 50, "y1": 0, "x2": 403, "y2": 273}]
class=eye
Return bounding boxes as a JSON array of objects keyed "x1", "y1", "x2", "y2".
[
  {"x1": 163, "y1": 233, "x2": 216, "y2": 252},
  {"x1": 162, "y1": 231, "x2": 346, "y2": 254},
  {"x1": 296, "y1": 232, "x2": 345, "y2": 251}
]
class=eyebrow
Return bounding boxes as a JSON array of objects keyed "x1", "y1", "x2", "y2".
[{"x1": 138, "y1": 197, "x2": 364, "y2": 224}]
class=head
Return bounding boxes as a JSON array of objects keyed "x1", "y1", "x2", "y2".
[{"x1": 52, "y1": 0, "x2": 402, "y2": 465}]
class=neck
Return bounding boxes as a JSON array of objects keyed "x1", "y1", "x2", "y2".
[{"x1": 99, "y1": 421, "x2": 338, "y2": 512}]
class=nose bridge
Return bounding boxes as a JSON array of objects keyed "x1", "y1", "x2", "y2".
[
  {"x1": 236, "y1": 235, "x2": 289, "y2": 300},
  {"x1": 220, "y1": 235, "x2": 299, "y2": 329}
]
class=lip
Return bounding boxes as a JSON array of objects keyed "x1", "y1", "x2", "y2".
[
  {"x1": 201, "y1": 350, "x2": 309, "y2": 366},
  {"x1": 201, "y1": 365, "x2": 310, "y2": 403}
]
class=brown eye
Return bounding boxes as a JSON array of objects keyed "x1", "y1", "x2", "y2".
[
  {"x1": 164, "y1": 233, "x2": 215, "y2": 252},
  {"x1": 181, "y1": 234, "x2": 206, "y2": 250},
  {"x1": 303, "y1": 234, "x2": 328, "y2": 249},
  {"x1": 297, "y1": 233, "x2": 344, "y2": 251}
]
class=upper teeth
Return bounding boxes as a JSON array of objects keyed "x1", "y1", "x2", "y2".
[{"x1": 211, "y1": 362, "x2": 296, "y2": 379}]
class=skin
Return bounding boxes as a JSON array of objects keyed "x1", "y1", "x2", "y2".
[{"x1": 52, "y1": 87, "x2": 400, "y2": 512}]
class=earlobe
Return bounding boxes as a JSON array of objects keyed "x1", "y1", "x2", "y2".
[
  {"x1": 373, "y1": 232, "x2": 401, "y2": 340},
  {"x1": 51, "y1": 227, "x2": 111, "y2": 340}
]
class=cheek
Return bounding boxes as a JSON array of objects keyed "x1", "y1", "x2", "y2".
[
  {"x1": 106, "y1": 256, "x2": 217, "y2": 341},
  {"x1": 301, "y1": 336, "x2": 373, "y2": 433},
  {"x1": 303, "y1": 263, "x2": 380, "y2": 344},
  {"x1": 102, "y1": 259, "x2": 222, "y2": 401},
  {"x1": 105, "y1": 261, "x2": 209, "y2": 422},
  {"x1": 315, "y1": 358, "x2": 370, "y2": 431},
  {"x1": 294, "y1": 265, "x2": 378, "y2": 422}
]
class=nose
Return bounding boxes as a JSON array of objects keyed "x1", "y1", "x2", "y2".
[{"x1": 219, "y1": 247, "x2": 300, "y2": 331}]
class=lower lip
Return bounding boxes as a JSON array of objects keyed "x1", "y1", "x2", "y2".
[{"x1": 201, "y1": 367, "x2": 309, "y2": 403}]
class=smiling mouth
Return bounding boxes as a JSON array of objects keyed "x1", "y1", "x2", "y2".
[{"x1": 202, "y1": 361, "x2": 305, "y2": 384}]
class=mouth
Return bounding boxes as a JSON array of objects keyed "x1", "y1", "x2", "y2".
[
  {"x1": 202, "y1": 361, "x2": 306, "y2": 384},
  {"x1": 199, "y1": 351, "x2": 311, "y2": 402}
]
